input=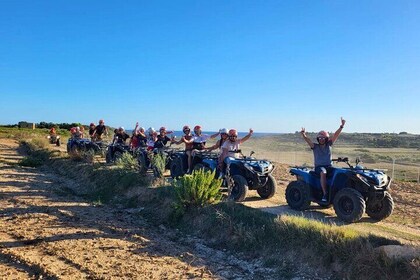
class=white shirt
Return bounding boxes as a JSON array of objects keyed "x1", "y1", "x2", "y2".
[
  {"x1": 222, "y1": 140, "x2": 241, "y2": 158},
  {"x1": 193, "y1": 134, "x2": 210, "y2": 143}
]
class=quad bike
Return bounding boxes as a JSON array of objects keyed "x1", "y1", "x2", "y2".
[
  {"x1": 105, "y1": 142, "x2": 132, "y2": 163},
  {"x1": 137, "y1": 146, "x2": 181, "y2": 178},
  {"x1": 286, "y1": 157, "x2": 394, "y2": 223},
  {"x1": 67, "y1": 138, "x2": 103, "y2": 154},
  {"x1": 194, "y1": 150, "x2": 277, "y2": 202},
  {"x1": 47, "y1": 135, "x2": 61, "y2": 146},
  {"x1": 169, "y1": 150, "x2": 219, "y2": 178}
]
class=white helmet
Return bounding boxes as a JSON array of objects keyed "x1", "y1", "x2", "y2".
[
  {"x1": 76, "y1": 126, "x2": 80, "y2": 132},
  {"x1": 147, "y1": 127, "x2": 155, "y2": 135},
  {"x1": 219, "y1": 128, "x2": 228, "y2": 134},
  {"x1": 139, "y1": 127, "x2": 145, "y2": 132},
  {"x1": 119, "y1": 126, "x2": 125, "y2": 131}
]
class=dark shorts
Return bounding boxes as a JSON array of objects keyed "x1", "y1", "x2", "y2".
[{"x1": 314, "y1": 165, "x2": 332, "y2": 175}]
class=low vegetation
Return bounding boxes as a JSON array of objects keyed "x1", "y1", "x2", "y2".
[
  {"x1": 172, "y1": 169, "x2": 222, "y2": 215},
  {"x1": 1, "y1": 127, "x2": 418, "y2": 279}
]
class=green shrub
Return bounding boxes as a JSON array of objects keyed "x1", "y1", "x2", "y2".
[
  {"x1": 151, "y1": 152, "x2": 166, "y2": 177},
  {"x1": 18, "y1": 140, "x2": 51, "y2": 167},
  {"x1": 116, "y1": 152, "x2": 138, "y2": 171},
  {"x1": 172, "y1": 169, "x2": 222, "y2": 213},
  {"x1": 19, "y1": 156, "x2": 44, "y2": 167}
]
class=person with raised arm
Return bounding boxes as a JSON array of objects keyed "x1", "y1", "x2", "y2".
[{"x1": 300, "y1": 117, "x2": 346, "y2": 202}]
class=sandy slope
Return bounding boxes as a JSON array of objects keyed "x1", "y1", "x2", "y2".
[{"x1": 0, "y1": 139, "x2": 279, "y2": 279}]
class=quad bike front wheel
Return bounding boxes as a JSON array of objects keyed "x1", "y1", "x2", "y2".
[
  {"x1": 366, "y1": 191, "x2": 394, "y2": 221},
  {"x1": 333, "y1": 188, "x2": 366, "y2": 223},
  {"x1": 230, "y1": 175, "x2": 248, "y2": 202},
  {"x1": 257, "y1": 174, "x2": 277, "y2": 199},
  {"x1": 285, "y1": 181, "x2": 311, "y2": 210}
]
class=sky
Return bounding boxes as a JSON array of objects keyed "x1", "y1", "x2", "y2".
[{"x1": 0, "y1": 0, "x2": 419, "y2": 133}]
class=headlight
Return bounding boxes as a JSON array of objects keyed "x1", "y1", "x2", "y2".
[
  {"x1": 356, "y1": 174, "x2": 369, "y2": 184},
  {"x1": 244, "y1": 163, "x2": 254, "y2": 172}
]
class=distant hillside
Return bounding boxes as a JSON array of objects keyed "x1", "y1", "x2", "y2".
[{"x1": 269, "y1": 132, "x2": 420, "y2": 149}]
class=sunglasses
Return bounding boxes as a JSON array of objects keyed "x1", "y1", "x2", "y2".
[{"x1": 318, "y1": 137, "x2": 326, "y2": 140}]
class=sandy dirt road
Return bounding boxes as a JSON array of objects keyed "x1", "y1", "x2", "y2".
[{"x1": 0, "y1": 139, "x2": 278, "y2": 279}]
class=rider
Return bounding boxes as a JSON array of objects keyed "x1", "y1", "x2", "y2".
[
  {"x1": 130, "y1": 122, "x2": 140, "y2": 149},
  {"x1": 206, "y1": 128, "x2": 229, "y2": 152},
  {"x1": 173, "y1": 125, "x2": 194, "y2": 173},
  {"x1": 206, "y1": 128, "x2": 229, "y2": 174},
  {"x1": 88, "y1": 123, "x2": 96, "y2": 141},
  {"x1": 191, "y1": 125, "x2": 219, "y2": 154},
  {"x1": 49, "y1": 127, "x2": 56, "y2": 136},
  {"x1": 113, "y1": 127, "x2": 130, "y2": 144},
  {"x1": 300, "y1": 117, "x2": 346, "y2": 202},
  {"x1": 92, "y1": 119, "x2": 108, "y2": 141},
  {"x1": 220, "y1": 128, "x2": 254, "y2": 168},
  {"x1": 136, "y1": 127, "x2": 147, "y2": 147},
  {"x1": 146, "y1": 127, "x2": 158, "y2": 151},
  {"x1": 154, "y1": 127, "x2": 174, "y2": 149},
  {"x1": 72, "y1": 126, "x2": 84, "y2": 139}
]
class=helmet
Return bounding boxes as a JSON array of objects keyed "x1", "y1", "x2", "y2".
[
  {"x1": 139, "y1": 127, "x2": 145, "y2": 132},
  {"x1": 119, "y1": 126, "x2": 124, "y2": 131},
  {"x1": 147, "y1": 127, "x2": 155, "y2": 135},
  {"x1": 76, "y1": 127, "x2": 80, "y2": 132},
  {"x1": 183, "y1": 125, "x2": 190, "y2": 131},
  {"x1": 219, "y1": 128, "x2": 228, "y2": 134},
  {"x1": 70, "y1": 127, "x2": 76, "y2": 134},
  {"x1": 317, "y1": 130, "x2": 330, "y2": 138},
  {"x1": 228, "y1": 129, "x2": 238, "y2": 137},
  {"x1": 194, "y1": 125, "x2": 201, "y2": 131},
  {"x1": 90, "y1": 123, "x2": 95, "y2": 126},
  {"x1": 159, "y1": 126, "x2": 166, "y2": 132},
  {"x1": 99, "y1": 119, "x2": 104, "y2": 124},
  {"x1": 317, "y1": 130, "x2": 329, "y2": 143}
]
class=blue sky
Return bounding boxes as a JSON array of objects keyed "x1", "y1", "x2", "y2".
[{"x1": 1, "y1": 1, "x2": 419, "y2": 133}]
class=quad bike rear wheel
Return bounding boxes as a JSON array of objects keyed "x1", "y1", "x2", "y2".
[
  {"x1": 113, "y1": 151, "x2": 123, "y2": 162},
  {"x1": 153, "y1": 166, "x2": 163, "y2": 178},
  {"x1": 333, "y1": 188, "x2": 366, "y2": 223},
  {"x1": 366, "y1": 191, "x2": 394, "y2": 221},
  {"x1": 285, "y1": 181, "x2": 311, "y2": 210},
  {"x1": 137, "y1": 153, "x2": 148, "y2": 174},
  {"x1": 170, "y1": 157, "x2": 184, "y2": 178},
  {"x1": 105, "y1": 149, "x2": 113, "y2": 163},
  {"x1": 257, "y1": 174, "x2": 277, "y2": 199}
]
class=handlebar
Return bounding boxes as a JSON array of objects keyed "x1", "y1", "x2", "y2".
[{"x1": 332, "y1": 157, "x2": 349, "y2": 162}]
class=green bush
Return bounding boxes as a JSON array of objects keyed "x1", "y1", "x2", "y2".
[
  {"x1": 172, "y1": 169, "x2": 222, "y2": 213},
  {"x1": 18, "y1": 140, "x2": 51, "y2": 167},
  {"x1": 151, "y1": 152, "x2": 166, "y2": 177},
  {"x1": 116, "y1": 152, "x2": 139, "y2": 171},
  {"x1": 19, "y1": 156, "x2": 44, "y2": 167}
]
